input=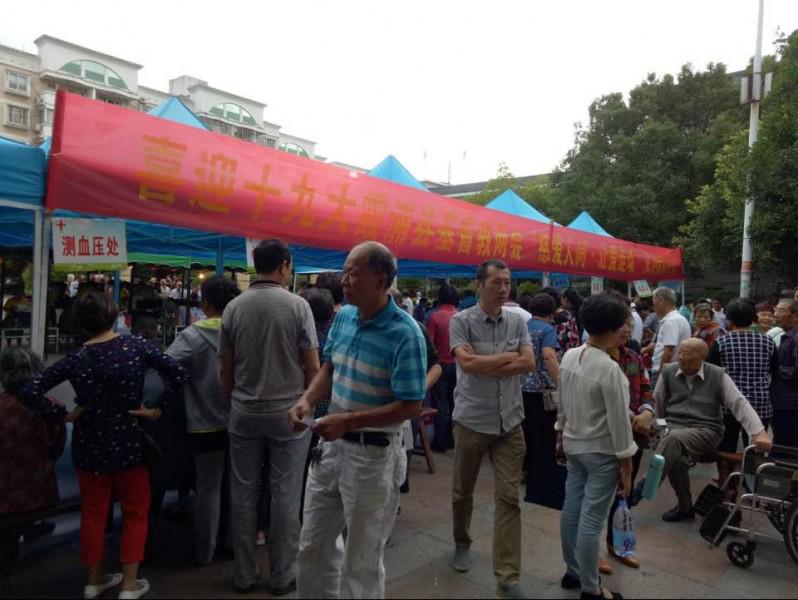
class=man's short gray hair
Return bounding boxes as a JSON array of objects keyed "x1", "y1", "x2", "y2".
[
  {"x1": 355, "y1": 241, "x2": 397, "y2": 290},
  {"x1": 653, "y1": 287, "x2": 677, "y2": 306}
]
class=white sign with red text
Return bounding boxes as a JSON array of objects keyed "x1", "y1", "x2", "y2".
[{"x1": 52, "y1": 218, "x2": 127, "y2": 269}]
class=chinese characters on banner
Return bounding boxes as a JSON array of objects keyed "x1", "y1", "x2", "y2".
[
  {"x1": 52, "y1": 217, "x2": 127, "y2": 270},
  {"x1": 45, "y1": 91, "x2": 684, "y2": 282}
]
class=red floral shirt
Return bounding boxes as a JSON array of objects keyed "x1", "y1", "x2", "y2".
[{"x1": 609, "y1": 345, "x2": 653, "y2": 415}]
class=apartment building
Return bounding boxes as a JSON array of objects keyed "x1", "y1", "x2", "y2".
[{"x1": 0, "y1": 35, "x2": 317, "y2": 158}]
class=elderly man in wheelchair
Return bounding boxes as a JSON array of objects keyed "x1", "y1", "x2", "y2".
[{"x1": 633, "y1": 338, "x2": 773, "y2": 522}]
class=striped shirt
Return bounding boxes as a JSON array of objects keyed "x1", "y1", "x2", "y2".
[
  {"x1": 323, "y1": 296, "x2": 427, "y2": 433},
  {"x1": 708, "y1": 330, "x2": 775, "y2": 420}
]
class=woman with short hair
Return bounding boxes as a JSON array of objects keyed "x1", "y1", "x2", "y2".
[
  {"x1": 693, "y1": 303, "x2": 726, "y2": 348},
  {"x1": 21, "y1": 292, "x2": 185, "y2": 600},
  {"x1": 557, "y1": 293, "x2": 636, "y2": 600},
  {"x1": 0, "y1": 347, "x2": 68, "y2": 575}
]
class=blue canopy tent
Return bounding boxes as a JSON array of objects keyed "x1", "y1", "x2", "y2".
[
  {"x1": 485, "y1": 189, "x2": 553, "y2": 224},
  {"x1": 0, "y1": 136, "x2": 49, "y2": 354},
  {"x1": 567, "y1": 211, "x2": 612, "y2": 237},
  {"x1": 368, "y1": 155, "x2": 429, "y2": 191},
  {"x1": 481, "y1": 189, "x2": 556, "y2": 281}
]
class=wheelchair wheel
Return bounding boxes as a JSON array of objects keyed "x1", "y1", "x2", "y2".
[
  {"x1": 726, "y1": 541, "x2": 755, "y2": 569},
  {"x1": 785, "y1": 499, "x2": 798, "y2": 566}
]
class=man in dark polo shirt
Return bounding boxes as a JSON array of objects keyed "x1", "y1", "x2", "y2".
[{"x1": 448, "y1": 259, "x2": 535, "y2": 600}]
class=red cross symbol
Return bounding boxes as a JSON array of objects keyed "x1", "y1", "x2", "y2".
[{"x1": 56, "y1": 219, "x2": 66, "y2": 232}]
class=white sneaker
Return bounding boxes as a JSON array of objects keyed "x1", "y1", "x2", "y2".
[
  {"x1": 84, "y1": 573, "x2": 123, "y2": 599},
  {"x1": 118, "y1": 579, "x2": 150, "y2": 599}
]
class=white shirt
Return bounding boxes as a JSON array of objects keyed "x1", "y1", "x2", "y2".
[
  {"x1": 169, "y1": 287, "x2": 187, "y2": 300},
  {"x1": 631, "y1": 310, "x2": 644, "y2": 344},
  {"x1": 556, "y1": 345, "x2": 638, "y2": 459},
  {"x1": 767, "y1": 326, "x2": 785, "y2": 348},
  {"x1": 502, "y1": 302, "x2": 532, "y2": 323},
  {"x1": 652, "y1": 309, "x2": 692, "y2": 373},
  {"x1": 402, "y1": 298, "x2": 414, "y2": 313}
]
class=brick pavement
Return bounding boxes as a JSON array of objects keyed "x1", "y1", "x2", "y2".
[{"x1": 2, "y1": 450, "x2": 797, "y2": 599}]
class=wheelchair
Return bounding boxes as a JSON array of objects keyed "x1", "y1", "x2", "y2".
[{"x1": 698, "y1": 445, "x2": 798, "y2": 569}]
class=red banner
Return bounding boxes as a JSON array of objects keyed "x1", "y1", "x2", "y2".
[{"x1": 45, "y1": 92, "x2": 682, "y2": 281}]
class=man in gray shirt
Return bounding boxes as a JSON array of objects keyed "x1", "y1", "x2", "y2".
[
  {"x1": 449, "y1": 259, "x2": 535, "y2": 600},
  {"x1": 219, "y1": 238, "x2": 320, "y2": 595}
]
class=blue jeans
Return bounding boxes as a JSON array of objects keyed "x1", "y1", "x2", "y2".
[{"x1": 560, "y1": 453, "x2": 619, "y2": 595}]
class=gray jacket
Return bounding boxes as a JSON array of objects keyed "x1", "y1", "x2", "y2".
[{"x1": 167, "y1": 319, "x2": 228, "y2": 433}]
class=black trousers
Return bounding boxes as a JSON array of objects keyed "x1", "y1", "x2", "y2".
[
  {"x1": 773, "y1": 409, "x2": 798, "y2": 449},
  {"x1": 523, "y1": 392, "x2": 566, "y2": 510},
  {"x1": 430, "y1": 363, "x2": 457, "y2": 451}
]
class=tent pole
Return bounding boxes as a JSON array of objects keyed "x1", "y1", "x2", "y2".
[
  {"x1": 627, "y1": 281, "x2": 632, "y2": 299},
  {"x1": 0, "y1": 255, "x2": 5, "y2": 320},
  {"x1": 292, "y1": 272, "x2": 298, "y2": 293},
  {"x1": 216, "y1": 239, "x2": 224, "y2": 277},
  {"x1": 31, "y1": 210, "x2": 50, "y2": 357},
  {"x1": 681, "y1": 281, "x2": 686, "y2": 307},
  {"x1": 113, "y1": 271, "x2": 121, "y2": 305}
]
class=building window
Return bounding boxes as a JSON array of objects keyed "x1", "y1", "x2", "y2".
[
  {"x1": 59, "y1": 60, "x2": 129, "y2": 90},
  {"x1": 5, "y1": 104, "x2": 29, "y2": 129},
  {"x1": 5, "y1": 70, "x2": 30, "y2": 96},
  {"x1": 234, "y1": 127, "x2": 256, "y2": 142},
  {"x1": 209, "y1": 102, "x2": 257, "y2": 126},
  {"x1": 37, "y1": 107, "x2": 54, "y2": 126},
  {"x1": 279, "y1": 142, "x2": 309, "y2": 158}
]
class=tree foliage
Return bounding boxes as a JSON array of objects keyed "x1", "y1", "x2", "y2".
[
  {"x1": 547, "y1": 64, "x2": 747, "y2": 245},
  {"x1": 683, "y1": 30, "x2": 798, "y2": 282}
]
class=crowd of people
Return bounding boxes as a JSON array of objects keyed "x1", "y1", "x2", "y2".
[{"x1": 1, "y1": 238, "x2": 796, "y2": 600}]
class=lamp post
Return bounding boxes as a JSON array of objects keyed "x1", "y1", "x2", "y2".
[{"x1": 739, "y1": 0, "x2": 765, "y2": 298}]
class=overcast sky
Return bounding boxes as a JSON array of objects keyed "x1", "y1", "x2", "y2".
[{"x1": 4, "y1": 0, "x2": 798, "y2": 184}]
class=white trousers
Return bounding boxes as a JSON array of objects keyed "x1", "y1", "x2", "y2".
[{"x1": 297, "y1": 435, "x2": 402, "y2": 599}]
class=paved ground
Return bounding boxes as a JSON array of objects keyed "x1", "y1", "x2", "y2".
[{"x1": 3, "y1": 447, "x2": 797, "y2": 599}]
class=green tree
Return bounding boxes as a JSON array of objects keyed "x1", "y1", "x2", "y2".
[
  {"x1": 549, "y1": 64, "x2": 747, "y2": 245},
  {"x1": 465, "y1": 162, "x2": 516, "y2": 206},
  {"x1": 682, "y1": 30, "x2": 798, "y2": 283}
]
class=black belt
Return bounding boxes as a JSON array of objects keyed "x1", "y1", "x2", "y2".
[{"x1": 342, "y1": 432, "x2": 391, "y2": 447}]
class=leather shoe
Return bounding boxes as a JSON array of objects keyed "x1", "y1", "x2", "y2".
[
  {"x1": 607, "y1": 544, "x2": 640, "y2": 569},
  {"x1": 662, "y1": 506, "x2": 696, "y2": 522},
  {"x1": 599, "y1": 559, "x2": 613, "y2": 575}
]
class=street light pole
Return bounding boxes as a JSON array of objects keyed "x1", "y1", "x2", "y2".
[{"x1": 740, "y1": 0, "x2": 765, "y2": 298}]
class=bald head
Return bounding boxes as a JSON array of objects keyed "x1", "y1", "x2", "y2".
[
  {"x1": 676, "y1": 337, "x2": 709, "y2": 375},
  {"x1": 349, "y1": 241, "x2": 397, "y2": 290}
]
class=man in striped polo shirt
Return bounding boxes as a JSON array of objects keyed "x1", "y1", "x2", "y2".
[{"x1": 289, "y1": 241, "x2": 427, "y2": 599}]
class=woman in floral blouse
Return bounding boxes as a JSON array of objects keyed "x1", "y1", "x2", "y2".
[
  {"x1": 693, "y1": 303, "x2": 726, "y2": 348},
  {"x1": 21, "y1": 292, "x2": 185, "y2": 600}
]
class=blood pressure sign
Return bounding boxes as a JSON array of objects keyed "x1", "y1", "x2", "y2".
[{"x1": 52, "y1": 217, "x2": 127, "y2": 272}]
